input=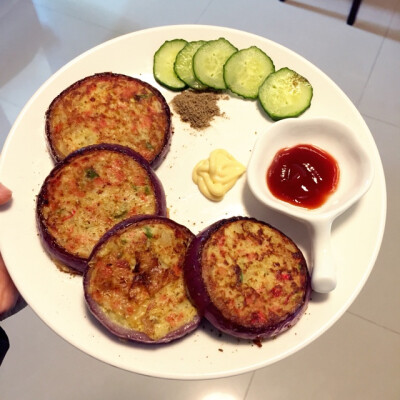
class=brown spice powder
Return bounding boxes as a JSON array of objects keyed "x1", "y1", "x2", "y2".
[{"x1": 171, "y1": 90, "x2": 226, "y2": 130}]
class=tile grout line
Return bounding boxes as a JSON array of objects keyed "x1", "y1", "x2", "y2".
[
  {"x1": 346, "y1": 310, "x2": 400, "y2": 336},
  {"x1": 361, "y1": 112, "x2": 400, "y2": 130},
  {"x1": 355, "y1": 40, "x2": 384, "y2": 107},
  {"x1": 194, "y1": 0, "x2": 215, "y2": 24},
  {"x1": 243, "y1": 370, "x2": 256, "y2": 400}
]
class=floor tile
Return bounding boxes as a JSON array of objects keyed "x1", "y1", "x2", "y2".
[
  {"x1": 33, "y1": 3, "x2": 117, "y2": 71},
  {"x1": 348, "y1": 117, "x2": 400, "y2": 333},
  {"x1": 246, "y1": 312, "x2": 400, "y2": 400},
  {"x1": 32, "y1": 0, "x2": 213, "y2": 33},
  {"x1": 0, "y1": 307, "x2": 252, "y2": 400},
  {"x1": 0, "y1": 0, "x2": 48, "y2": 106},
  {"x1": 0, "y1": 0, "x2": 115, "y2": 109},
  {"x1": 358, "y1": 1, "x2": 400, "y2": 126},
  {"x1": 356, "y1": 0, "x2": 400, "y2": 34},
  {"x1": 0, "y1": 100, "x2": 21, "y2": 149},
  {"x1": 285, "y1": 0, "x2": 399, "y2": 34}
]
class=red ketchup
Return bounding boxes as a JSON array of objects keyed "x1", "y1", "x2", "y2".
[{"x1": 266, "y1": 144, "x2": 339, "y2": 209}]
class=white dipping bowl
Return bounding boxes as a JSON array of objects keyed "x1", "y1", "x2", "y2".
[{"x1": 247, "y1": 117, "x2": 374, "y2": 293}]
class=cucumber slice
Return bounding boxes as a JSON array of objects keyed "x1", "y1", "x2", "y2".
[
  {"x1": 153, "y1": 39, "x2": 188, "y2": 90},
  {"x1": 223, "y1": 46, "x2": 275, "y2": 99},
  {"x1": 258, "y1": 67, "x2": 313, "y2": 120},
  {"x1": 193, "y1": 38, "x2": 238, "y2": 90},
  {"x1": 174, "y1": 41, "x2": 208, "y2": 90}
]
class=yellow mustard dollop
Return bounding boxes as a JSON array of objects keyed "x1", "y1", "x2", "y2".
[{"x1": 192, "y1": 149, "x2": 246, "y2": 201}]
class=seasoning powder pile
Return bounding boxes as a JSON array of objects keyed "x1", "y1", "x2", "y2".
[{"x1": 171, "y1": 90, "x2": 226, "y2": 130}]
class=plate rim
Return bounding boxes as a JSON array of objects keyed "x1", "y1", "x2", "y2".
[{"x1": 0, "y1": 24, "x2": 387, "y2": 380}]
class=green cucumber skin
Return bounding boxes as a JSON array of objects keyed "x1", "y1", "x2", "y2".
[
  {"x1": 223, "y1": 46, "x2": 275, "y2": 99},
  {"x1": 258, "y1": 67, "x2": 313, "y2": 121},
  {"x1": 174, "y1": 40, "x2": 208, "y2": 90},
  {"x1": 193, "y1": 38, "x2": 238, "y2": 90},
  {"x1": 153, "y1": 39, "x2": 188, "y2": 91}
]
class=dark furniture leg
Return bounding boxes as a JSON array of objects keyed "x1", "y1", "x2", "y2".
[
  {"x1": 279, "y1": 0, "x2": 362, "y2": 25},
  {"x1": 347, "y1": 0, "x2": 362, "y2": 25}
]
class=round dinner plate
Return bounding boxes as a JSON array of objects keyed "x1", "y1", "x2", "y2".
[{"x1": 0, "y1": 25, "x2": 386, "y2": 380}]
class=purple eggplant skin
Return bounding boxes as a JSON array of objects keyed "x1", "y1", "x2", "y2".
[
  {"x1": 36, "y1": 144, "x2": 167, "y2": 275},
  {"x1": 183, "y1": 216, "x2": 312, "y2": 341},
  {"x1": 85, "y1": 291, "x2": 201, "y2": 344},
  {"x1": 45, "y1": 72, "x2": 172, "y2": 169},
  {"x1": 84, "y1": 215, "x2": 201, "y2": 344}
]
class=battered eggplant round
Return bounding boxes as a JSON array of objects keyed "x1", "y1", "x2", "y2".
[
  {"x1": 84, "y1": 215, "x2": 201, "y2": 344},
  {"x1": 36, "y1": 144, "x2": 167, "y2": 274},
  {"x1": 45, "y1": 72, "x2": 171, "y2": 168},
  {"x1": 184, "y1": 216, "x2": 311, "y2": 340}
]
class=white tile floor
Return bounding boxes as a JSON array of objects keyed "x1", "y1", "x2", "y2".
[{"x1": 1, "y1": 0, "x2": 399, "y2": 398}]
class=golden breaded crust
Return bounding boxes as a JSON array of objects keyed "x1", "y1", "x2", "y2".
[
  {"x1": 86, "y1": 217, "x2": 198, "y2": 341},
  {"x1": 201, "y1": 218, "x2": 308, "y2": 329},
  {"x1": 46, "y1": 72, "x2": 171, "y2": 166},
  {"x1": 38, "y1": 146, "x2": 163, "y2": 262}
]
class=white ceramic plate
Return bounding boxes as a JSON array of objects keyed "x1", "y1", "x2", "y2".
[{"x1": 0, "y1": 25, "x2": 386, "y2": 380}]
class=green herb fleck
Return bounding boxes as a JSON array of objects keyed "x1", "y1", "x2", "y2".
[
  {"x1": 235, "y1": 264, "x2": 243, "y2": 284},
  {"x1": 134, "y1": 93, "x2": 152, "y2": 101},
  {"x1": 145, "y1": 141, "x2": 154, "y2": 150},
  {"x1": 143, "y1": 226, "x2": 153, "y2": 239},
  {"x1": 114, "y1": 210, "x2": 127, "y2": 219},
  {"x1": 85, "y1": 167, "x2": 99, "y2": 179},
  {"x1": 144, "y1": 186, "x2": 151, "y2": 195}
]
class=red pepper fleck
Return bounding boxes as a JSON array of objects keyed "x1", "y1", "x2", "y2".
[
  {"x1": 281, "y1": 272, "x2": 291, "y2": 280},
  {"x1": 61, "y1": 209, "x2": 76, "y2": 222},
  {"x1": 54, "y1": 122, "x2": 63, "y2": 134},
  {"x1": 284, "y1": 294, "x2": 292, "y2": 305},
  {"x1": 271, "y1": 286, "x2": 282, "y2": 297},
  {"x1": 250, "y1": 311, "x2": 266, "y2": 324}
]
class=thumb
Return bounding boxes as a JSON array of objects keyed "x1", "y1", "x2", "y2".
[{"x1": 0, "y1": 183, "x2": 12, "y2": 205}]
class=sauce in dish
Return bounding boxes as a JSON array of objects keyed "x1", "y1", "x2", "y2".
[{"x1": 266, "y1": 144, "x2": 339, "y2": 209}]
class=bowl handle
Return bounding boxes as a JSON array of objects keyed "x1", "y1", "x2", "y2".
[{"x1": 309, "y1": 220, "x2": 337, "y2": 293}]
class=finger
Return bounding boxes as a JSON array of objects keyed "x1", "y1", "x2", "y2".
[{"x1": 0, "y1": 183, "x2": 12, "y2": 205}]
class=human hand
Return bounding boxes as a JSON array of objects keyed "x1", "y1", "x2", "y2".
[{"x1": 0, "y1": 183, "x2": 20, "y2": 317}]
